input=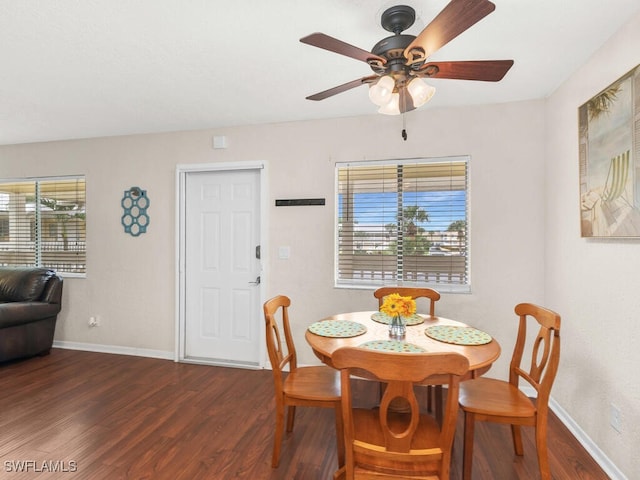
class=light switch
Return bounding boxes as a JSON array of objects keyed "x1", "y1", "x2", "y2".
[
  {"x1": 212, "y1": 135, "x2": 227, "y2": 149},
  {"x1": 278, "y1": 246, "x2": 290, "y2": 259}
]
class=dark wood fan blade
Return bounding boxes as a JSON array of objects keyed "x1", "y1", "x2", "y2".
[
  {"x1": 306, "y1": 76, "x2": 378, "y2": 101},
  {"x1": 418, "y1": 60, "x2": 514, "y2": 81},
  {"x1": 404, "y1": 0, "x2": 496, "y2": 61},
  {"x1": 300, "y1": 33, "x2": 386, "y2": 65}
]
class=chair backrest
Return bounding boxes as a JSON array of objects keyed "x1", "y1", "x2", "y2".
[
  {"x1": 333, "y1": 347, "x2": 469, "y2": 479},
  {"x1": 510, "y1": 303, "x2": 561, "y2": 407},
  {"x1": 374, "y1": 287, "x2": 441, "y2": 317},
  {"x1": 263, "y1": 295, "x2": 297, "y2": 391}
]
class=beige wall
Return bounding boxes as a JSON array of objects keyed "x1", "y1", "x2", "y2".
[
  {"x1": 6, "y1": 15, "x2": 639, "y2": 475},
  {"x1": 0, "y1": 99, "x2": 546, "y2": 370},
  {"x1": 544, "y1": 10, "x2": 640, "y2": 478}
]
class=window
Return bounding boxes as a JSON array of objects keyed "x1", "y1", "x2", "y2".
[
  {"x1": 336, "y1": 157, "x2": 469, "y2": 291},
  {"x1": 0, "y1": 176, "x2": 86, "y2": 274}
]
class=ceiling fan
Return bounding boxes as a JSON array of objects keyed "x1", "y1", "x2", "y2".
[{"x1": 300, "y1": 0, "x2": 514, "y2": 115}]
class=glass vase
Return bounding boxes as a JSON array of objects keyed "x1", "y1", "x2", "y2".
[{"x1": 388, "y1": 315, "x2": 406, "y2": 339}]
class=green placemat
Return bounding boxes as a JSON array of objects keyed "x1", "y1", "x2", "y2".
[
  {"x1": 359, "y1": 340, "x2": 426, "y2": 353},
  {"x1": 308, "y1": 320, "x2": 367, "y2": 338},
  {"x1": 425, "y1": 325, "x2": 492, "y2": 345},
  {"x1": 371, "y1": 312, "x2": 424, "y2": 326}
]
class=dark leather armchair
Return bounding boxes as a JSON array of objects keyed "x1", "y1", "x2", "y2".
[{"x1": 0, "y1": 267, "x2": 63, "y2": 363}]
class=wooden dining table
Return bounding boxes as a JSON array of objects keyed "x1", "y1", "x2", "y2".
[{"x1": 305, "y1": 311, "x2": 501, "y2": 384}]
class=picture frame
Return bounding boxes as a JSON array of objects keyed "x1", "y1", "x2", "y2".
[{"x1": 578, "y1": 64, "x2": 640, "y2": 237}]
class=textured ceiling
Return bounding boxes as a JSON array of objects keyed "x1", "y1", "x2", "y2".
[{"x1": 0, "y1": 0, "x2": 639, "y2": 145}]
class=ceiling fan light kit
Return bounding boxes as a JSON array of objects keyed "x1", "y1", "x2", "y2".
[
  {"x1": 407, "y1": 77, "x2": 436, "y2": 107},
  {"x1": 368, "y1": 75, "x2": 395, "y2": 106},
  {"x1": 300, "y1": 0, "x2": 514, "y2": 118},
  {"x1": 378, "y1": 92, "x2": 401, "y2": 115},
  {"x1": 368, "y1": 75, "x2": 435, "y2": 114}
]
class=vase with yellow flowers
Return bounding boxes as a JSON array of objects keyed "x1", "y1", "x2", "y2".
[{"x1": 380, "y1": 293, "x2": 417, "y2": 339}]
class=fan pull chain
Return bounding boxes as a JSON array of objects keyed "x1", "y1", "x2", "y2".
[{"x1": 401, "y1": 113, "x2": 407, "y2": 141}]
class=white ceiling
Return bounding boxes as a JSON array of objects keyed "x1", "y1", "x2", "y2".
[{"x1": 1, "y1": 0, "x2": 639, "y2": 146}]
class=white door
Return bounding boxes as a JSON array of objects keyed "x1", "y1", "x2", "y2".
[{"x1": 183, "y1": 168, "x2": 261, "y2": 366}]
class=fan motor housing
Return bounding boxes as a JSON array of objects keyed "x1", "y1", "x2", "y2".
[
  {"x1": 371, "y1": 34, "x2": 421, "y2": 75},
  {"x1": 372, "y1": 34, "x2": 414, "y2": 59}
]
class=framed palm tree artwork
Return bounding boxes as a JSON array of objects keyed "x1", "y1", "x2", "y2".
[{"x1": 579, "y1": 64, "x2": 640, "y2": 237}]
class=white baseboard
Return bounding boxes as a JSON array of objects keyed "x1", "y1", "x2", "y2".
[
  {"x1": 548, "y1": 396, "x2": 625, "y2": 480},
  {"x1": 520, "y1": 386, "x2": 625, "y2": 480},
  {"x1": 53, "y1": 340, "x2": 174, "y2": 361}
]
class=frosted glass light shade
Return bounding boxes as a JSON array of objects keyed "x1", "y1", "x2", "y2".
[
  {"x1": 368, "y1": 75, "x2": 395, "y2": 107},
  {"x1": 407, "y1": 78, "x2": 435, "y2": 107},
  {"x1": 378, "y1": 92, "x2": 400, "y2": 115}
]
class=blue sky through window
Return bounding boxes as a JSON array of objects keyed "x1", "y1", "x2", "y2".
[{"x1": 339, "y1": 190, "x2": 466, "y2": 232}]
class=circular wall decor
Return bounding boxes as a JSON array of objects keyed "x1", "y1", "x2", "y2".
[{"x1": 121, "y1": 187, "x2": 150, "y2": 237}]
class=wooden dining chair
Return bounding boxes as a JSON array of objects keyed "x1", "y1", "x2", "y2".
[
  {"x1": 458, "y1": 303, "x2": 561, "y2": 480},
  {"x1": 374, "y1": 286, "x2": 443, "y2": 418},
  {"x1": 373, "y1": 286, "x2": 441, "y2": 317},
  {"x1": 332, "y1": 347, "x2": 469, "y2": 480},
  {"x1": 263, "y1": 295, "x2": 344, "y2": 468}
]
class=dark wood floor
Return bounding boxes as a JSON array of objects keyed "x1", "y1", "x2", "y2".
[{"x1": 0, "y1": 349, "x2": 608, "y2": 479}]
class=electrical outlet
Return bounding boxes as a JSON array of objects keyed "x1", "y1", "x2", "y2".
[{"x1": 610, "y1": 403, "x2": 622, "y2": 433}]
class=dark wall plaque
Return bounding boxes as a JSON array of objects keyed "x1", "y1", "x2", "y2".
[{"x1": 275, "y1": 198, "x2": 325, "y2": 207}]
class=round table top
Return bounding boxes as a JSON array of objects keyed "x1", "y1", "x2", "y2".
[{"x1": 305, "y1": 311, "x2": 501, "y2": 380}]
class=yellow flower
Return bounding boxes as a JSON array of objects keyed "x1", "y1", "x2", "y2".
[{"x1": 380, "y1": 293, "x2": 416, "y2": 317}]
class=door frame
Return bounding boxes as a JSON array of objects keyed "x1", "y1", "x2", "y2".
[{"x1": 175, "y1": 161, "x2": 268, "y2": 367}]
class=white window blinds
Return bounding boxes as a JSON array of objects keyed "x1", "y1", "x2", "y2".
[
  {"x1": 0, "y1": 176, "x2": 86, "y2": 274},
  {"x1": 336, "y1": 157, "x2": 468, "y2": 290}
]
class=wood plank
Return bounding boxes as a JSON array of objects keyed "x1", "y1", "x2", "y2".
[{"x1": 0, "y1": 349, "x2": 608, "y2": 479}]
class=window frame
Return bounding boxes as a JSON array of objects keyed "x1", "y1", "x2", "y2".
[
  {"x1": 334, "y1": 156, "x2": 470, "y2": 293},
  {"x1": 0, "y1": 175, "x2": 86, "y2": 276}
]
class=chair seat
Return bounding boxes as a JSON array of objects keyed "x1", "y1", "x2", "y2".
[
  {"x1": 459, "y1": 377, "x2": 536, "y2": 418},
  {"x1": 351, "y1": 466, "x2": 440, "y2": 480},
  {"x1": 283, "y1": 365, "x2": 341, "y2": 401},
  {"x1": 349, "y1": 407, "x2": 443, "y2": 476},
  {"x1": 334, "y1": 466, "x2": 440, "y2": 480},
  {"x1": 353, "y1": 408, "x2": 440, "y2": 449}
]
